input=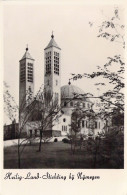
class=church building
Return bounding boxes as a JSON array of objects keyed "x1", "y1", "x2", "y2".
[{"x1": 19, "y1": 33, "x2": 105, "y2": 138}]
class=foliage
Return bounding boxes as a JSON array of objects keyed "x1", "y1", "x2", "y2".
[
  {"x1": 69, "y1": 107, "x2": 97, "y2": 153},
  {"x1": 84, "y1": 128, "x2": 124, "y2": 168},
  {"x1": 71, "y1": 7, "x2": 125, "y2": 112},
  {"x1": 62, "y1": 138, "x2": 70, "y2": 143}
]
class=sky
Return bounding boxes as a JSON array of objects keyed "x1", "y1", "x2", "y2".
[{"x1": 3, "y1": 3, "x2": 124, "y2": 124}]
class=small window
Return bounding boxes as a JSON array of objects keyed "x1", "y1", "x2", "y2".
[
  {"x1": 95, "y1": 121, "x2": 97, "y2": 129},
  {"x1": 82, "y1": 120, "x2": 84, "y2": 128},
  {"x1": 63, "y1": 118, "x2": 66, "y2": 122}
]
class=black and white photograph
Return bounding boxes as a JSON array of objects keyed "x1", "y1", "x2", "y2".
[{"x1": 3, "y1": 3, "x2": 125, "y2": 170}]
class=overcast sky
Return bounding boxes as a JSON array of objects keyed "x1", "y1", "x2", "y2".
[{"x1": 3, "y1": 3, "x2": 124, "y2": 123}]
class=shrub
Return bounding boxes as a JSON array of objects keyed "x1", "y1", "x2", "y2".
[
  {"x1": 62, "y1": 138, "x2": 70, "y2": 143},
  {"x1": 54, "y1": 138, "x2": 58, "y2": 142}
]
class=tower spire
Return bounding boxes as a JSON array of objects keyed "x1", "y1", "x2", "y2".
[
  {"x1": 51, "y1": 31, "x2": 54, "y2": 39},
  {"x1": 26, "y1": 44, "x2": 28, "y2": 51}
]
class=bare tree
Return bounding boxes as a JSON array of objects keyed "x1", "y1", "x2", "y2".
[
  {"x1": 33, "y1": 88, "x2": 62, "y2": 152},
  {"x1": 4, "y1": 81, "x2": 38, "y2": 168}
]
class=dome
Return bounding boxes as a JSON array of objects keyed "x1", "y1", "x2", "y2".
[{"x1": 61, "y1": 84, "x2": 85, "y2": 99}]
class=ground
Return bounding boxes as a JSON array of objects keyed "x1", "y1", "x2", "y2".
[
  {"x1": 4, "y1": 142, "x2": 91, "y2": 169},
  {"x1": 4, "y1": 141, "x2": 123, "y2": 169}
]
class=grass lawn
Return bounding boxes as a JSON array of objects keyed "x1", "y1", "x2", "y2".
[
  {"x1": 4, "y1": 142, "x2": 94, "y2": 169},
  {"x1": 4, "y1": 141, "x2": 123, "y2": 169}
]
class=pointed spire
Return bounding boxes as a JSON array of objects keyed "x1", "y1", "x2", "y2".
[
  {"x1": 26, "y1": 44, "x2": 28, "y2": 51},
  {"x1": 20, "y1": 45, "x2": 34, "y2": 61},
  {"x1": 44, "y1": 32, "x2": 61, "y2": 50},
  {"x1": 51, "y1": 31, "x2": 54, "y2": 39}
]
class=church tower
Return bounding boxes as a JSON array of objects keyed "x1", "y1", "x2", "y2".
[
  {"x1": 19, "y1": 46, "x2": 35, "y2": 109},
  {"x1": 44, "y1": 33, "x2": 61, "y2": 136}
]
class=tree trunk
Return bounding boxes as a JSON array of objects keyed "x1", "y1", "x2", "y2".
[
  {"x1": 80, "y1": 136, "x2": 83, "y2": 151},
  {"x1": 73, "y1": 136, "x2": 76, "y2": 154},
  {"x1": 38, "y1": 130, "x2": 42, "y2": 152},
  {"x1": 80, "y1": 141, "x2": 82, "y2": 151},
  {"x1": 18, "y1": 144, "x2": 21, "y2": 168},
  {"x1": 71, "y1": 139, "x2": 72, "y2": 152},
  {"x1": 93, "y1": 147, "x2": 97, "y2": 168},
  {"x1": 29, "y1": 138, "x2": 32, "y2": 146},
  {"x1": 93, "y1": 139, "x2": 100, "y2": 168}
]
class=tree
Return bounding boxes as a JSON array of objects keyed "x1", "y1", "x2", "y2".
[
  {"x1": 69, "y1": 106, "x2": 97, "y2": 153},
  {"x1": 4, "y1": 81, "x2": 40, "y2": 168},
  {"x1": 4, "y1": 79, "x2": 85, "y2": 167},
  {"x1": 71, "y1": 7, "x2": 124, "y2": 113},
  {"x1": 32, "y1": 88, "x2": 63, "y2": 152},
  {"x1": 69, "y1": 109, "x2": 82, "y2": 154}
]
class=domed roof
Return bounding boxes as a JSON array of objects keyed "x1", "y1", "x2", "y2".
[{"x1": 61, "y1": 84, "x2": 85, "y2": 99}]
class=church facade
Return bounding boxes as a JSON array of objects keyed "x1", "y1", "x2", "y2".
[{"x1": 19, "y1": 34, "x2": 105, "y2": 138}]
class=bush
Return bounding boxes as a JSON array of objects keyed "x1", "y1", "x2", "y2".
[
  {"x1": 54, "y1": 138, "x2": 58, "y2": 142},
  {"x1": 62, "y1": 138, "x2": 70, "y2": 143}
]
